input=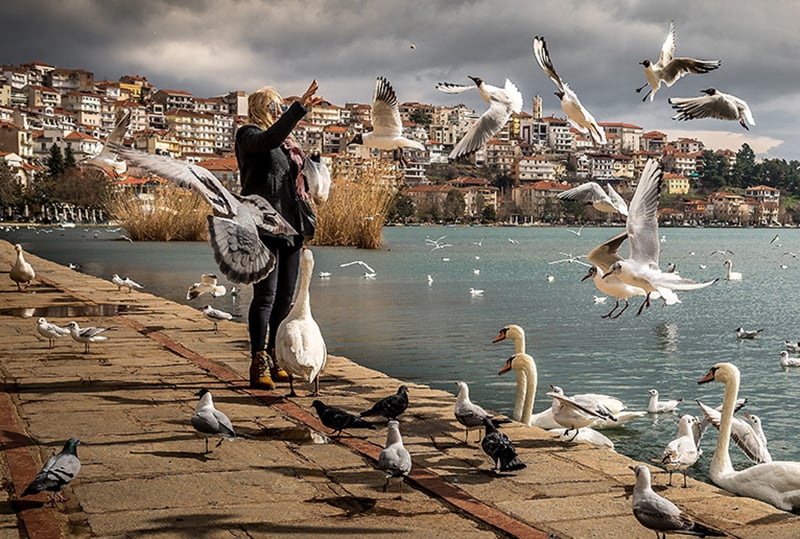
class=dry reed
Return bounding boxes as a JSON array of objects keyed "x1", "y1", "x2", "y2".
[
  {"x1": 313, "y1": 159, "x2": 401, "y2": 249},
  {"x1": 108, "y1": 185, "x2": 210, "y2": 241}
]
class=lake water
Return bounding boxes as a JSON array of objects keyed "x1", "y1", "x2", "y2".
[{"x1": 4, "y1": 223, "x2": 800, "y2": 480}]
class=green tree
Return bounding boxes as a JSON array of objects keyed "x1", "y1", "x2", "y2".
[
  {"x1": 481, "y1": 204, "x2": 497, "y2": 222},
  {"x1": 0, "y1": 162, "x2": 23, "y2": 209},
  {"x1": 698, "y1": 150, "x2": 728, "y2": 192},
  {"x1": 63, "y1": 146, "x2": 77, "y2": 170},
  {"x1": 409, "y1": 109, "x2": 432, "y2": 126},
  {"x1": 46, "y1": 144, "x2": 65, "y2": 176},
  {"x1": 443, "y1": 188, "x2": 466, "y2": 222},
  {"x1": 387, "y1": 192, "x2": 415, "y2": 223},
  {"x1": 731, "y1": 143, "x2": 756, "y2": 188}
]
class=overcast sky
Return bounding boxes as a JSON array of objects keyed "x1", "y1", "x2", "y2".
[{"x1": 4, "y1": 0, "x2": 799, "y2": 159}]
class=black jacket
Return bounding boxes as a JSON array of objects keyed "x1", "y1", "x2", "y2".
[{"x1": 235, "y1": 101, "x2": 308, "y2": 245}]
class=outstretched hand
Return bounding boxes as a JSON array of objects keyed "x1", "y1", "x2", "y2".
[{"x1": 300, "y1": 79, "x2": 323, "y2": 109}]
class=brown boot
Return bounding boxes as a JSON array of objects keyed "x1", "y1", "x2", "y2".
[
  {"x1": 266, "y1": 350, "x2": 291, "y2": 382},
  {"x1": 249, "y1": 351, "x2": 275, "y2": 389}
]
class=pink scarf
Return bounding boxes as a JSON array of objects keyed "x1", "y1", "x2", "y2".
[{"x1": 282, "y1": 137, "x2": 308, "y2": 201}]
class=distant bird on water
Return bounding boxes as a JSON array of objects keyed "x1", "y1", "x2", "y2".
[
  {"x1": 191, "y1": 389, "x2": 236, "y2": 454},
  {"x1": 311, "y1": 400, "x2": 375, "y2": 437},
  {"x1": 109, "y1": 142, "x2": 297, "y2": 285},
  {"x1": 10, "y1": 243, "x2": 35, "y2": 291},
  {"x1": 735, "y1": 327, "x2": 762, "y2": 339},
  {"x1": 669, "y1": 88, "x2": 755, "y2": 130},
  {"x1": 361, "y1": 385, "x2": 409, "y2": 421},
  {"x1": 22, "y1": 437, "x2": 81, "y2": 504},
  {"x1": 636, "y1": 20, "x2": 721, "y2": 102},
  {"x1": 347, "y1": 77, "x2": 425, "y2": 167},
  {"x1": 436, "y1": 76, "x2": 523, "y2": 160},
  {"x1": 532, "y1": 36, "x2": 606, "y2": 145}
]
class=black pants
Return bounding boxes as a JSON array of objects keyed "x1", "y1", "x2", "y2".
[{"x1": 248, "y1": 236, "x2": 301, "y2": 358}]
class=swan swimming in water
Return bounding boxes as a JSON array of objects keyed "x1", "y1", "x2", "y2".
[
  {"x1": 698, "y1": 362, "x2": 800, "y2": 511},
  {"x1": 723, "y1": 259, "x2": 742, "y2": 281}
]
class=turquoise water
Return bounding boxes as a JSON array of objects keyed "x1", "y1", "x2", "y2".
[{"x1": 4, "y1": 224, "x2": 800, "y2": 480}]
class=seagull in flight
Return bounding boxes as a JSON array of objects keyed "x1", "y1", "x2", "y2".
[
  {"x1": 669, "y1": 88, "x2": 755, "y2": 130},
  {"x1": 602, "y1": 160, "x2": 717, "y2": 315},
  {"x1": 425, "y1": 235, "x2": 452, "y2": 252},
  {"x1": 532, "y1": 36, "x2": 606, "y2": 145},
  {"x1": 557, "y1": 182, "x2": 628, "y2": 216},
  {"x1": 567, "y1": 225, "x2": 584, "y2": 236},
  {"x1": 347, "y1": 77, "x2": 425, "y2": 167},
  {"x1": 109, "y1": 143, "x2": 297, "y2": 285},
  {"x1": 548, "y1": 252, "x2": 589, "y2": 266},
  {"x1": 436, "y1": 76, "x2": 523, "y2": 160},
  {"x1": 186, "y1": 273, "x2": 226, "y2": 300},
  {"x1": 82, "y1": 109, "x2": 131, "y2": 176},
  {"x1": 339, "y1": 260, "x2": 376, "y2": 279},
  {"x1": 636, "y1": 20, "x2": 721, "y2": 102}
]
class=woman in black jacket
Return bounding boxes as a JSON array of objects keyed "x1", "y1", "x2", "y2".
[{"x1": 235, "y1": 80, "x2": 322, "y2": 389}]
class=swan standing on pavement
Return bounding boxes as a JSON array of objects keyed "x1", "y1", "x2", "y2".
[
  {"x1": 647, "y1": 389, "x2": 682, "y2": 413},
  {"x1": 723, "y1": 259, "x2": 742, "y2": 280},
  {"x1": 698, "y1": 362, "x2": 800, "y2": 510},
  {"x1": 659, "y1": 415, "x2": 701, "y2": 487},
  {"x1": 275, "y1": 248, "x2": 327, "y2": 397},
  {"x1": 10, "y1": 243, "x2": 35, "y2": 291}
]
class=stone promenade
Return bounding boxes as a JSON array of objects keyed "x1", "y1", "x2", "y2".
[{"x1": 1, "y1": 239, "x2": 798, "y2": 538}]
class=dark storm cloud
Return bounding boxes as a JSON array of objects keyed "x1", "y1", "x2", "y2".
[{"x1": 3, "y1": 0, "x2": 798, "y2": 156}]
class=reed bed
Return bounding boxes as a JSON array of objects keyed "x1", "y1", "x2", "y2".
[
  {"x1": 108, "y1": 185, "x2": 209, "y2": 241},
  {"x1": 313, "y1": 160, "x2": 401, "y2": 249}
]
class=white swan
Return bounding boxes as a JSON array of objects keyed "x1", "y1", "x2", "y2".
[
  {"x1": 647, "y1": 389, "x2": 682, "y2": 413},
  {"x1": 723, "y1": 259, "x2": 742, "y2": 280},
  {"x1": 10, "y1": 243, "x2": 35, "y2": 291},
  {"x1": 275, "y1": 248, "x2": 327, "y2": 397},
  {"x1": 493, "y1": 324, "x2": 537, "y2": 425},
  {"x1": 698, "y1": 362, "x2": 800, "y2": 510}
]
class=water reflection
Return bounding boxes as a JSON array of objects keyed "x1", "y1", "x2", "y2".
[
  {"x1": 0, "y1": 304, "x2": 138, "y2": 318},
  {"x1": 655, "y1": 323, "x2": 679, "y2": 352}
]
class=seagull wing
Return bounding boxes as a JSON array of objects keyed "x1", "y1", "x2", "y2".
[
  {"x1": 502, "y1": 78, "x2": 524, "y2": 114},
  {"x1": 449, "y1": 99, "x2": 512, "y2": 159},
  {"x1": 660, "y1": 58, "x2": 721, "y2": 85},
  {"x1": 605, "y1": 184, "x2": 628, "y2": 215},
  {"x1": 587, "y1": 232, "x2": 628, "y2": 273},
  {"x1": 655, "y1": 20, "x2": 677, "y2": 69},
  {"x1": 435, "y1": 81, "x2": 477, "y2": 94},
  {"x1": 548, "y1": 393, "x2": 608, "y2": 419},
  {"x1": 669, "y1": 92, "x2": 742, "y2": 122},
  {"x1": 371, "y1": 77, "x2": 402, "y2": 138},
  {"x1": 532, "y1": 36, "x2": 564, "y2": 93},
  {"x1": 557, "y1": 182, "x2": 608, "y2": 203},
  {"x1": 339, "y1": 260, "x2": 376, "y2": 274},
  {"x1": 627, "y1": 160, "x2": 662, "y2": 266},
  {"x1": 83, "y1": 110, "x2": 131, "y2": 173},
  {"x1": 200, "y1": 273, "x2": 219, "y2": 286}
]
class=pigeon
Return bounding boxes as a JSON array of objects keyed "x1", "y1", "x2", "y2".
[
  {"x1": 22, "y1": 437, "x2": 81, "y2": 504},
  {"x1": 454, "y1": 381, "x2": 508, "y2": 443},
  {"x1": 121, "y1": 276, "x2": 144, "y2": 292},
  {"x1": 377, "y1": 420, "x2": 412, "y2": 493},
  {"x1": 10, "y1": 243, "x2": 35, "y2": 291},
  {"x1": 108, "y1": 142, "x2": 297, "y2": 285},
  {"x1": 360, "y1": 385, "x2": 408, "y2": 420},
  {"x1": 481, "y1": 417, "x2": 526, "y2": 473},
  {"x1": 191, "y1": 389, "x2": 236, "y2": 454},
  {"x1": 636, "y1": 20, "x2": 721, "y2": 102},
  {"x1": 557, "y1": 182, "x2": 628, "y2": 216},
  {"x1": 669, "y1": 88, "x2": 755, "y2": 130},
  {"x1": 186, "y1": 273, "x2": 227, "y2": 300},
  {"x1": 734, "y1": 327, "x2": 762, "y2": 339},
  {"x1": 66, "y1": 321, "x2": 110, "y2": 353},
  {"x1": 37, "y1": 317, "x2": 70, "y2": 348},
  {"x1": 532, "y1": 36, "x2": 606, "y2": 145},
  {"x1": 200, "y1": 305, "x2": 235, "y2": 333},
  {"x1": 631, "y1": 465, "x2": 724, "y2": 538},
  {"x1": 311, "y1": 400, "x2": 375, "y2": 437},
  {"x1": 436, "y1": 76, "x2": 523, "y2": 160},
  {"x1": 347, "y1": 77, "x2": 426, "y2": 167}
]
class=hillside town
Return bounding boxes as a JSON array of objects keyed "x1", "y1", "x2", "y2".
[{"x1": 0, "y1": 61, "x2": 793, "y2": 226}]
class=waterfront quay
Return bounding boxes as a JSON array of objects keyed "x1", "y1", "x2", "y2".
[{"x1": 0, "y1": 239, "x2": 798, "y2": 538}]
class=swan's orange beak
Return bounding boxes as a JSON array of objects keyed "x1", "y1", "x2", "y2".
[
  {"x1": 698, "y1": 368, "x2": 716, "y2": 384},
  {"x1": 498, "y1": 357, "x2": 513, "y2": 375},
  {"x1": 492, "y1": 329, "x2": 507, "y2": 343}
]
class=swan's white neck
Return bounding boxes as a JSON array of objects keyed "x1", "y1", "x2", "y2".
[
  {"x1": 712, "y1": 369, "x2": 739, "y2": 475},
  {"x1": 510, "y1": 331, "x2": 526, "y2": 355},
  {"x1": 513, "y1": 354, "x2": 537, "y2": 425},
  {"x1": 290, "y1": 256, "x2": 313, "y2": 317}
]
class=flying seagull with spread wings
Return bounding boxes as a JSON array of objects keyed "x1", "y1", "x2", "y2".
[
  {"x1": 669, "y1": 88, "x2": 755, "y2": 130},
  {"x1": 110, "y1": 143, "x2": 296, "y2": 284}
]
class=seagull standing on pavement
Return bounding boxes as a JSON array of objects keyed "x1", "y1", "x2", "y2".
[
  {"x1": 191, "y1": 389, "x2": 236, "y2": 454},
  {"x1": 121, "y1": 276, "x2": 144, "y2": 292},
  {"x1": 111, "y1": 273, "x2": 125, "y2": 290},
  {"x1": 37, "y1": 317, "x2": 70, "y2": 348},
  {"x1": 360, "y1": 385, "x2": 409, "y2": 421},
  {"x1": 347, "y1": 77, "x2": 425, "y2": 167},
  {"x1": 22, "y1": 437, "x2": 81, "y2": 504},
  {"x1": 532, "y1": 36, "x2": 606, "y2": 145},
  {"x1": 454, "y1": 381, "x2": 508, "y2": 443},
  {"x1": 311, "y1": 400, "x2": 375, "y2": 437},
  {"x1": 557, "y1": 182, "x2": 628, "y2": 216},
  {"x1": 109, "y1": 143, "x2": 297, "y2": 285},
  {"x1": 631, "y1": 465, "x2": 724, "y2": 538},
  {"x1": 186, "y1": 273, "x2": 227, "y2": 300},
  {"x1": 659, "y1": 415, "x2": 701, "y2": 487},
  {"x1": 436, "y1": 76, "x2": 523, "y2": 160},
  {"x1": 636, "y1": 20, "x2": 721, "y2": 102},
  {"x1": 378, "y1": 420, "x2": 412, "y2": 493},
  {"x1": 66, "y1": 321, "x2": 110, "y2": 353},
  {"x1": 200, "y1": 305, "x2": 235, "y2": 333},
  {"x1": 669, "y1": 88, "x2": 755, "y2": 130},
  {"x1": 602, "y1": 160, "x2": 717, "y2": 316}
]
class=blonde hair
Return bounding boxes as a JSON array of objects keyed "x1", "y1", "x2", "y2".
[{"x1": 248, "y1": 86, "x2": 284, "y2": 129}]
